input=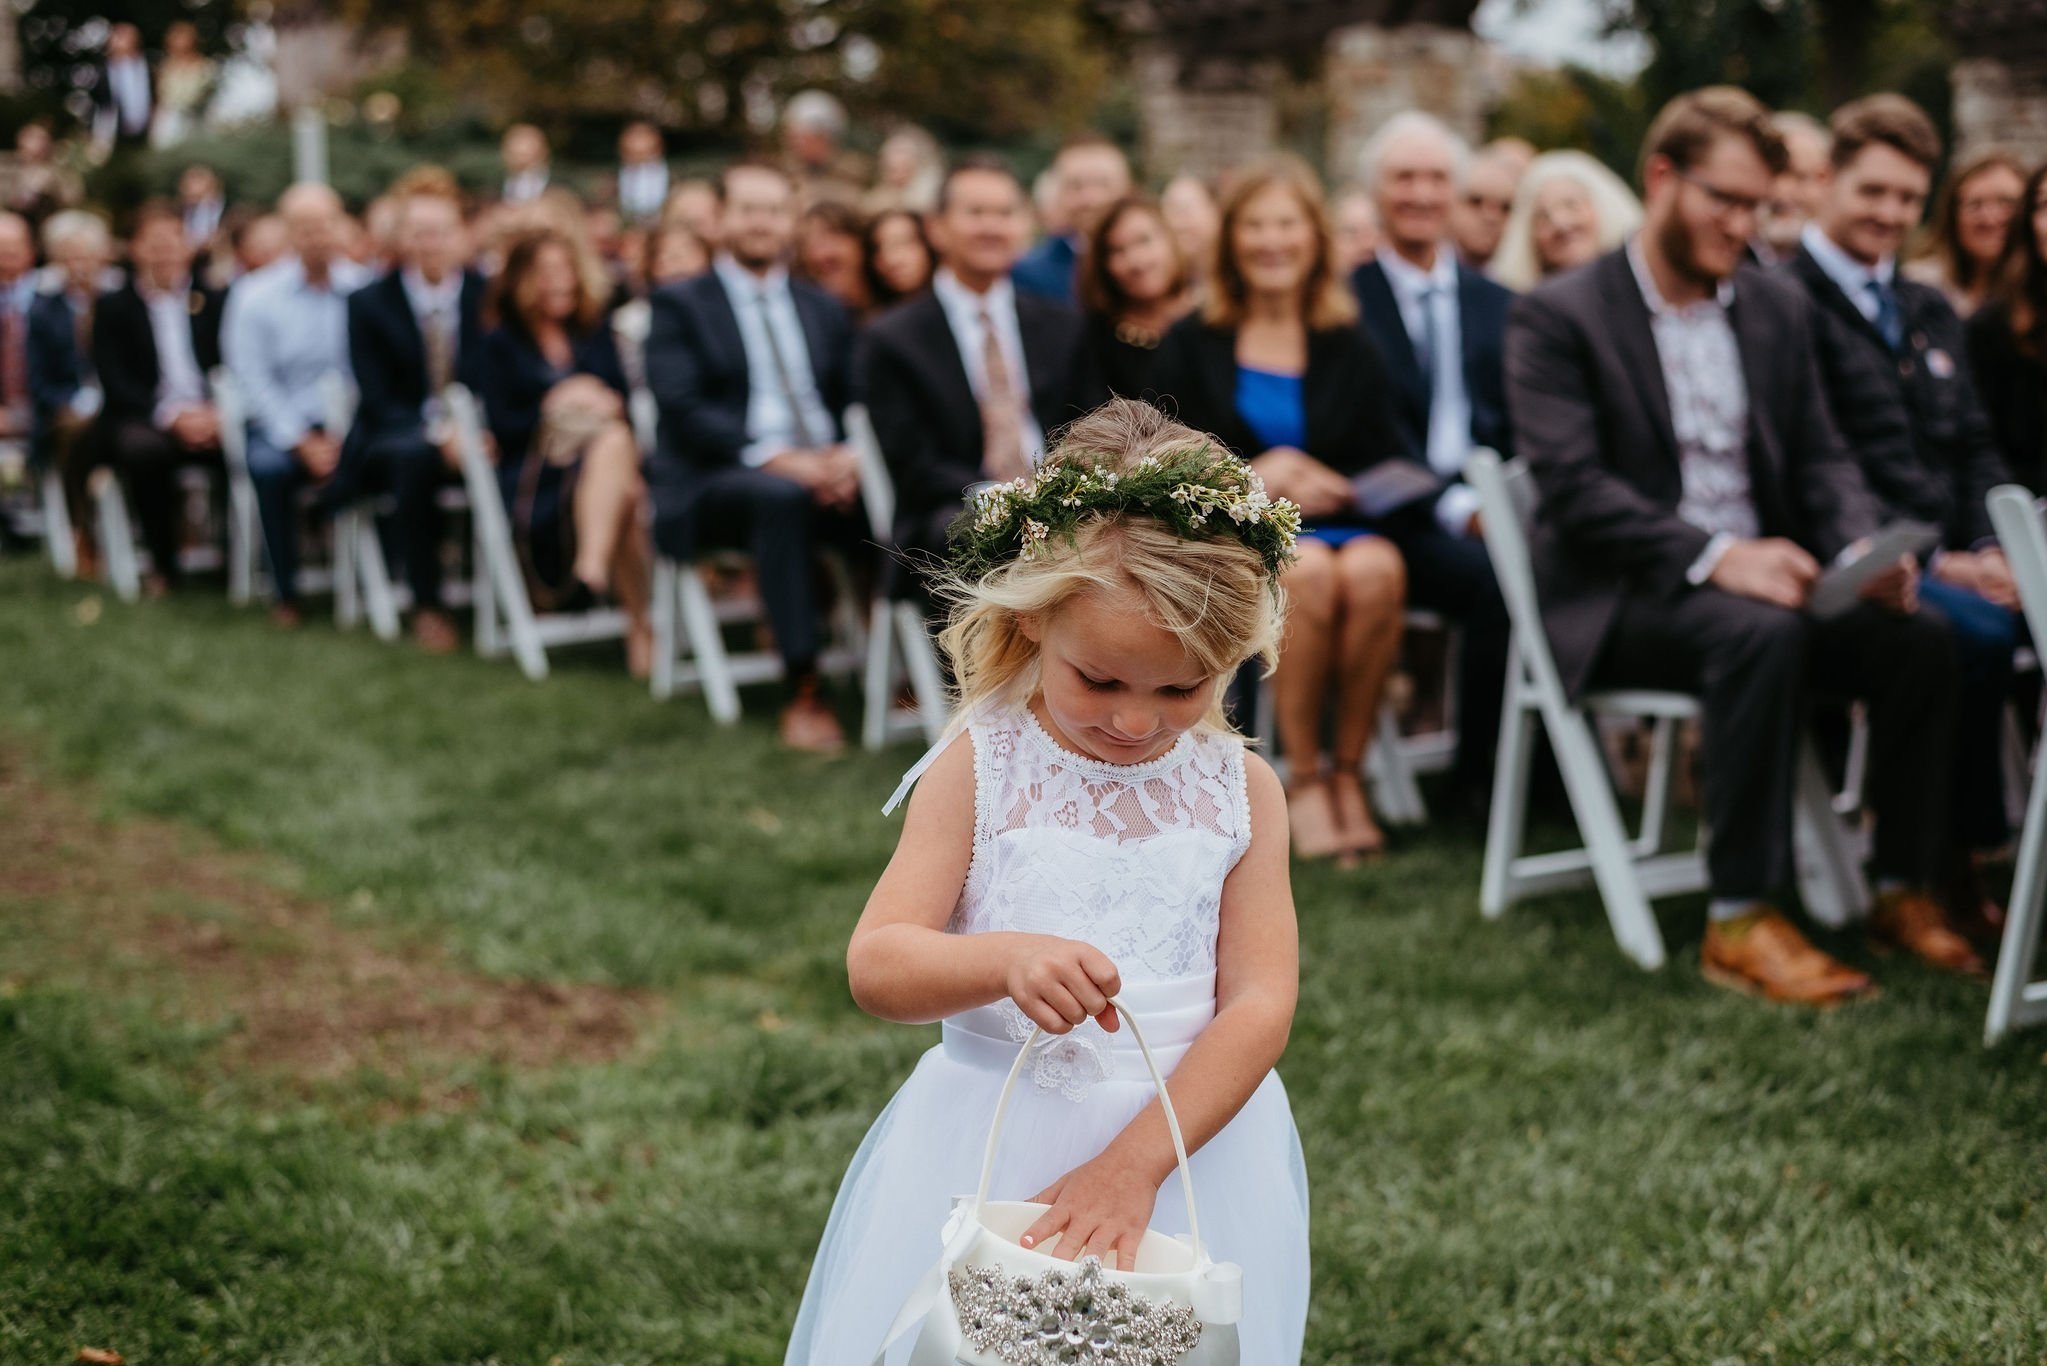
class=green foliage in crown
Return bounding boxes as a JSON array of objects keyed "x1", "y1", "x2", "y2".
[{"x1": 947, "y1": 443, "x2": 1302, "y2": 585}]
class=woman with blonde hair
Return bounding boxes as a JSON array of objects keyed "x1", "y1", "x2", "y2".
[
  {"x1": 1147, "y1": 155, "x2": 1408, "y2": 861},
  {"x1": 1488, "y1": 149, "x2": 1643, "y2": 292},
  {"x1": 478, "y1": 228, "x2": 653, "y2": 674}
]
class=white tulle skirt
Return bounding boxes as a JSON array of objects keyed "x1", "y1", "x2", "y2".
[{"x1": 786, "y1": 977, "x2": 1310, "y2": 1365}]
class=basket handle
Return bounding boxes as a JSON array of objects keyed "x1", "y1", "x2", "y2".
[{"x1": 972, "y1": 996, "x2": 1206, "y2": 1263}]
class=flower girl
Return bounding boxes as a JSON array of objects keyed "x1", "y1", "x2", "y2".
[{"x1": 787, "y1": 399, "x2": 1311, "y2": 1364}]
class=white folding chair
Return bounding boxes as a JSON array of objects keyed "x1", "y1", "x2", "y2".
[
  {"x1": 644, "y1": 387, "x2": 863, "y2": 720},
  {"x1": 1983, "y1": 485, "x2": 2047, "y2": 1043},
  {"x1": 846, "y1": 402, "x2": 949, "y2": 749},
  {"x1": 447, "y1": 383, "x2": 626, "y2": 681},
  {"x1": 1468, "y1": 450, "x2": 1868, "y2": 970}
]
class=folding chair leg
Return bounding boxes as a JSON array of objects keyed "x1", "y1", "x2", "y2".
[
  {"x1": 650, "y1": 558, "x2": 679, "y2": 700},
  {"x1": 93, "y1": 471, "x2": 140, "y2": 603},
  {"x1": 1542, "y1": 698, "x2": 1668, "y2": 970},
  {"x1": 896, "y1": 602, "x2": 950, "y2": 746},
  {"x1": 678, "y1": 565, "x2": 742, "y2": 724},
  {"x1": 41, "y1": 469, "x2": 75, "y2": 578},
  {"x1": 354, "y1": 512, "x2": 402, "y2": 642},
  {"x1": 226, "y1": 473, "x2": 258, "y2": 606},
  {"x1": 474, "y1": 529, "x2": 501, "y2": 658},
  {"x1": 1633, "y1": 715, "x2": 1679, "y2": 857},
  {"x1": 1480, "y1": 687, "x2": 1537, "y2": 919},
  {"x1": 333, "y1": 507, "x2": 360, "y2": 627},
  {"x1": 1793, "y1": 737, "x2": 1869, "y2": 930},
  {"x1": 1366, "y1": 703, "x2": 1427, "y2": 826},
  {"x1": 861, "y1": 595, "x2": 895, "y2": 751},
  {"x1": 1989, "y1": 726, "x2": 2047, "y2": 1043}
]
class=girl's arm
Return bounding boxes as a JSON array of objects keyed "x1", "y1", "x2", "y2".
[
  {"x1": 1021, "y1": 750, "x2": 1298, "y2": 1265},
  {"x1": 847, "y1": 734, "x2": 1124, "y2": 1032}
]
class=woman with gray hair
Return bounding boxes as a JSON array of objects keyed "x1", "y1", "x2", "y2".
[{"x1": 1488, "y1": 150, "x2": 1643, "y2": 292}]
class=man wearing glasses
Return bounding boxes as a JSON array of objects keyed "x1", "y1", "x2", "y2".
[{"x1": 1505, "y1": 86, "x2": 1960, "y2": 1006}]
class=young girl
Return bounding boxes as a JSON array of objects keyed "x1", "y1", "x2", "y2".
[{"x1": 786, "y1": 400, "x2": 1310, "y2": 1364}]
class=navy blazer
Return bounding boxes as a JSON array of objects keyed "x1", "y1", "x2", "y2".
[
  {"x1": 346, "y1": 268, "x2": 488, "y2": 442},
  {"x1": 90, "y1": 277, "x2": 226, "y2": 427},
  {"x1": 1788, "y1": 244, "x2": 2007, "y2": 548},
  {"x1": 26, "y1": 288, "x2": 86, "y2": 465},
  {"x1": 1352, "y1": 256, "x2": 1514, "y2": 469},
  {"x1": 644, "y1": 269, "x2": 854, "y2": 471}
]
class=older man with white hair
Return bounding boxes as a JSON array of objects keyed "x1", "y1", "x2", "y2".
[
  {"x1": 221, "y1": 181, "x2": 370, "y2": 624},
  {"x1": 30, "y1": 209, "x2": 114, "y2": 571},
  {"x1": 1351, "y1": 110, "x2": 1515, "y2": 805}
]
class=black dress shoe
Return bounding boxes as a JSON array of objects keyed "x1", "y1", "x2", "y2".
[{"x1": 551, "y1": 578, "x2": 611, "y2": 615}]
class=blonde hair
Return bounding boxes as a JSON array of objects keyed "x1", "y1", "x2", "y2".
[
  {"x1": 1489, "y1": 150, "x2": 1644, "y2": 292},
  {"x1": 937, "y1": 400, "x2": 1286, "y2": 734},
  {"x1": 1204, "y1": 155, "x2": 1357, "y2": 331}
]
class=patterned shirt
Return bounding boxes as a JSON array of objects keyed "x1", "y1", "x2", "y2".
[{"x1": 1627, "y1": 238, "x2": 1758, "y2": 545}]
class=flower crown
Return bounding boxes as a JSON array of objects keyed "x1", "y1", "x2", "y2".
[{"x1": 947, "y1": 443, "x2": 1302, "y2": 585}]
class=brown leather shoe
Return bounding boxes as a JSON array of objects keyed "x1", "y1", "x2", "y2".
[
  {"x1": 412, "y1": 609, "x2": 460, "y2": 655},
  {"x1": 269, "y1": 601, "x2": 304, "y2": 630},
  {"x1": 779, "y1": 680, "x2": 846, "y2": 755},
  {"x1": 1700, "y1": 907, "x2": 1876, "y2": 1006},
  {"x1": 1871, "y1": 890, "x2": 1987, "y2": 976}
]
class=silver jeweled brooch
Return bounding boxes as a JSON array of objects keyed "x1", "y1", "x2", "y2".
[{"x1": 948, "y1": 1255, "x2": 1203, "y2": 1364}]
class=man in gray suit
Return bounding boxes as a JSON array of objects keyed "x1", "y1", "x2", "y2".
[{"x1": 1505, "y1": 87, "x2": 1971, "y2": 1005}]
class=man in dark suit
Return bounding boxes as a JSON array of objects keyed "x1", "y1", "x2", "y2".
[
  {"x1": 645, "y1": 160, "x2": 860, "y2": 753},
  {"x1": 1352, "y1": 111, "x2": 1516, "y2": 802},
  {"x1": 1507, "y1": 87, "x2": 1972, "y2": 1005},
  {"x1": 1790, "y1": 94, "x2": 2019, "y2": 929},
  {"x1": 343, "y1": 175, "x2": 486, "y2": 653},
  {"x1": 31, "y1": 211, "x2": 113, "y2": 576},
  {"x1": 861, "y1": 154, "x2": 1096, "y2": 596},
  {"x1": 91, "y1": 201, "x2": 226, "y2": 595},
  {"x1": 88, "y1": 23, "x2": 153, "y2": 154}
]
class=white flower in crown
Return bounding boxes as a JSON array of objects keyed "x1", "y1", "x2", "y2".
[{"x1": 1018, "y1": 517, "x2": 1051, "y2": 557}]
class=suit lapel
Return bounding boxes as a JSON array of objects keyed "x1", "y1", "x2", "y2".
[
  {"x1": 696, "y1": 275, "x2": 749, "y2": 389},
  {"x1": 1794, "y1": 246, "x2": 1891, "y2": 354},
  {"x1": 384, "y1": 274, "x2": 428, "y2": 376},
  {"x1": 1597, "y1": 252, "x2": 1678, "y2": 467},
  {"x1": 1728, "y1": 276, "x2": 1782, "y2": 493},
  {"x1": 1355, "y1": 262, "x2": 1426, "y2": 417},
  {"x1": 791, "y1": 286, "x2": 833, "y2": 393},
  {"x1": 918, "y1": 294, "x2": 977, "y2": 418}
]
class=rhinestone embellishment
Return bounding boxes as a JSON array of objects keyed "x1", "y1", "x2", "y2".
[{"x1": 948, "y1": 1255, "x2": 1203, "y2": 1363}]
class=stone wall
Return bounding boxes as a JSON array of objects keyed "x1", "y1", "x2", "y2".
[
  {"x1": 1952, "y1": 55, "x2": 2047, "y2": 163},
  {"x1": 1134, "y1": 44, "x2": 1285, "y2": 182},
  {"x1": 1324, "y1": 23, "x2": 1500, "y2": 182}
]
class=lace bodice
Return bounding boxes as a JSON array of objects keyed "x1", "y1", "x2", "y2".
[{"x1": 952, "y1": 707, "x2": 1253, "y2": 981}]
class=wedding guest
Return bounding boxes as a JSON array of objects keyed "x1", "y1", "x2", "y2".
[
  {"x1": 179, "y1": 165, "x2": 226, "y2": 252},
  {"x1": 1353, "y1": 111, "x2": 1514, "y2": 803},
  {"x1": 1160, "y1": 173, "x2": 1221, "y2": 288},
  {"x1": 861, "y1": 207, "x2": 934, "y2": 313},
  {"x1": 866, "y1": 124, "x2": 944, "y2": 215},
  {"x1": 1791, "y1": 94, "x2": 2016, "y2": 935},
  {"x1": 90, "y1": 201, "x2": 227, "y2": 596},
  {"x1": 795, "y1": 200, "x2": 869, "y2": 316},
  {"x1": 152, "y1": 22, "x2": 214, "y2": 149},
  {"x1": 1013, "y1": 134, "x2": 1132, "y2": 304},
  {"x1": 1907, "y1": 151, "x2": 2029, "y2": 319},
  {"x1": 1078, "y1": 194, "x2": 1193, "y2": 399},
  {"x1": 1, "y1": 123, "x2": 82, "y2": 227},
  {"x1": 1755, "y1": 111, "x2": 1830, "y2": 264},
  {"x1": 1331, "y1": 185, "x2": 1379, "y2": 274},
  {"x1": 1506, "y1": 86, "x2": 1965, "y2": 1004},
  {"x1": 781, "y1": 90, "x2": 868, "y2": 206},
  {"x1": 1968, "y1": 162, "x2": 2047, "y2": 492},
  {"x1": 221, "y1": 184, "x2": 369, "y2": 626},
  {"x1": 616, "y1": 120, "x2": 670, "y2": 227},
  {"x1": 644, "y1": 160, "x2": 862, "y2": 754},
  {"x1": 1148, "y1": 156, "x2": 1408, "y2": 861},
  {"x1": 1489, "y1": 150, "x2": 1644, "y2": 292},
  {"x1": 478, "y1": 228, "x2": 652, "y2": 670},
  {"x1": 30, "y1": 210, "x2": 112, "y2": 574},
  {"x1": 1451, "y1": 145, "x2": 1519, "y2": 271},
  {"x1": 860, "y1": 155, "x2": 1095, "y2": 593},
  {"x1": 343, "y1": 170, "x2": 486, "y2": 654},
  {"x1": 90, "y1": 23, "x2": 153, "y2": 153},
  {"x1": 663, "y1": 178, "x2": 721, "y2": 250},
  {"x1": 500, "y1": 124, "x2": 551, "y2": 204}
]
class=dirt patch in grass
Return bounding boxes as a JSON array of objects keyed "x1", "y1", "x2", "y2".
[{"x1": 0, "y1": 751, "x2": 656, "y2": 1089}]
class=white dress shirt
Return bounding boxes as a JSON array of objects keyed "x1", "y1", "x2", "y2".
[
  {"x1": 1626, "y1": 237, "x2": 1758, "y2": 584},
  {"x1": 1379, "y1": 245, "x2": 1479, "y2": 535},
  {"x1": 109, "y1": 56, "x2": 152, "y2": 136},
  {"x1": 713, "y1": 255, "x2": 836, "y2": 468},
  {"x1": 222, "y1": 255, "x2": 369, "y2": 450},
  {"x1": 1800, "y1": 222, "x2": 1895, "y2": 327},
  {"x1": 142, "y1": 276, "x2": 209, "y2": 430},
  {"x1": 931, "y1": 267, "x2": 1045, "y2": 467},
  {"x1": 619, "y1": 161, "x2": 669, "y2": 222}
]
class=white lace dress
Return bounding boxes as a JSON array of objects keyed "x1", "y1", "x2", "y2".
[{"x1": 786, "y1": 707, "x2": 1310, "y2": 1365}]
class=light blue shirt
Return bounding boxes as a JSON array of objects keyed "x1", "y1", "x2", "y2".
[
  {"x1": 713, "y1": 254, "x2": 837, "y2": 468},
  {"x1": 221, "y1": 255, "x2": 369, "y2": 450},
  {"x1": 1800, "y1": 222, "x2": 1895, "y2": 327},
  {"x1": 1379, "y1": 245, "x2": 1478, "y2": 535}
]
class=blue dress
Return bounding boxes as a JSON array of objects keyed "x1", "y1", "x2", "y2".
[{"x1": 1235, "y1": 363, "x2": 1373, "y2": 548}]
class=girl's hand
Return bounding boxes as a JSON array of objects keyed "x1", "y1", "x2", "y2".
[
  {"x1": 1005, "y1": 937, "x2": 1121, "y2": 1035},
  {"x1": 1019, "y1": 1149, "x2": 1164, "y2": 1271}
]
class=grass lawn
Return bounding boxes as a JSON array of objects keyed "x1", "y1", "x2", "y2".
[{"x1": 2, "y1": 556, "x2": 2045, "y2": 1363}]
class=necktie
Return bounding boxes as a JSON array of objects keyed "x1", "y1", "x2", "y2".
[
  {"x1": 1417, "y1": 284, "x2": 1456, "y2": 417},
  {"x1": 1414, "y1": 284, "x2": 1439, "y2": 379},
  {"x1": 423, "y1": 303, "x2": 454, "y2": 395},
  {"x1": 1866, "y1": 277, "x2": 1903, "y2": 352},
  {"x1": 756, "y1": 287, "x2": 818, "y2": 449},
  {"x1": 978, "y1": 305, "x2": 1028, "y2": 482}
]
